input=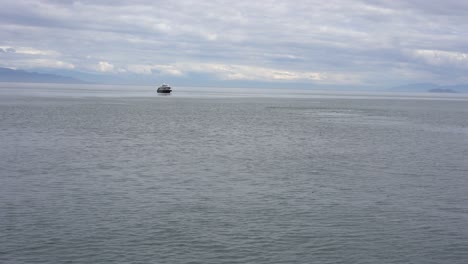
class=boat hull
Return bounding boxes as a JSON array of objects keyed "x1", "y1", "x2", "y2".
[{"x1": 157, "y1": 89, "x2": 171, "y2": 93}]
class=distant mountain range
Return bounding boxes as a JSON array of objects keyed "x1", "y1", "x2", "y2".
[
  {"x1": 391, "y1": 83, "x2": 468, "y2": 93},
  {"x1": 0, "y1": 67, "x2": 85, "y2": 84},
  {"x1": 2, "y1": 67, "x2": 468, "y2": 93}
]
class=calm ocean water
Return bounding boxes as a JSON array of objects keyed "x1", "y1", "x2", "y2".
[{"x1": 1, "y1": 83, "x2": 468, "y2": 263}]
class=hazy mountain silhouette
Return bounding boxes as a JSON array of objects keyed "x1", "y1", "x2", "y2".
[
  {"x1": 392, "y1": 83, "x2": 467, "y2": 93},
  {"x1": 0, "y1": 67, "x2": 85, "y2": 84}
]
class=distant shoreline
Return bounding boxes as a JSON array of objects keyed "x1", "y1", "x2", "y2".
[{"x1": 428, "y1": 88, "x2": 458, "y2": 93}]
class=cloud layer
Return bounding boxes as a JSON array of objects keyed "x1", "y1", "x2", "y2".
[{"x1": 1, "y1": 0, "x2": 468, "y2": 87}]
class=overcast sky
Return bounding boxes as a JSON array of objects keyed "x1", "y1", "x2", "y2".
[{"x1": 1, "y1": 0, "x2": 468, "y2": 87}]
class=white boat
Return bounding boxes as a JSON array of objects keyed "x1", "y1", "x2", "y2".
[{"x1": 157, "y1": 84, "x2": 172, "y2": 93}]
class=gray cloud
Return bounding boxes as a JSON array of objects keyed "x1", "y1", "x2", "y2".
[{"x1": 1, "y1": 0, "x2": 468, "y2": 86}]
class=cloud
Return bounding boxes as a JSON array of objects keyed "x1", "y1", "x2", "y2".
[
  {"x1": 1, "y1": 0, "x2": 468, "y2": 86},
  {"x1": 126, "y1": 62, "x2": 361, "y2": 84},
  {"x1": 126, "y1": 64, "x2": 153, "y2": 74},
  {"x1": 97, "y1": 61, "x2": 114, "y2": 72},
  {"x1": 0, "y1": 46, "x2": 59, "y2": 55},
  {"x1": 411, "y1": 49, "x2": 468, "y2": 67},
  {"x1": 0, "y1": 45, "x2": 73, "y2": 70},
  {"x1": 20, "y1": 59, "x2": 75, "y2": 69},
  {"x1": 0, "y1": 47, "x2": 16, "y2": 53}
]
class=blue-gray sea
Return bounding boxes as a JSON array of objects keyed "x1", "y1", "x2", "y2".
[{"x1": 1, "y1": 83, "x2": 468, "y2": 264}]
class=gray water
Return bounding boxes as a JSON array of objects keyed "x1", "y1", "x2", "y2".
[{"x1": 1, "y1": 84, "x2": 468, "y2": 263}]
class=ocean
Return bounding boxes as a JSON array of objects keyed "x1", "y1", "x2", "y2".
[{"x1": 1, "y1": 83, "x2": 468, "y2": 263}]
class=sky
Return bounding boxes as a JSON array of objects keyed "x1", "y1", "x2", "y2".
[{"x1": 1, "y1": 0, "x2": 468, "y2": 88}]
